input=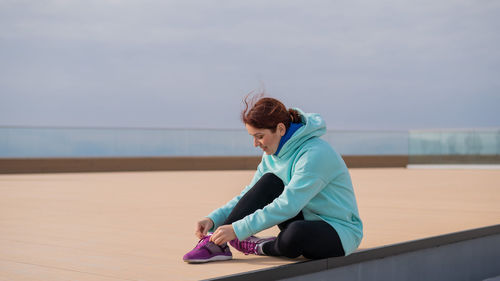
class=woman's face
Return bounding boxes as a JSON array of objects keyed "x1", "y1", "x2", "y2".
[{"x1": 245, "y1": 123, "x2": 286, "y2": 155}]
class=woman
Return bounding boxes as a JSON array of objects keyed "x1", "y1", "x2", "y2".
[{"x1": 183, "y1": 95, "x2": 363, "y2": 263}]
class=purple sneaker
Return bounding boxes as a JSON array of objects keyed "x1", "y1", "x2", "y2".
[
  {"x1": 229, "y1": 236, "x2": 276, "y2": 255},
  {"x1": 183, "y1": 235, "x2": 232, "y2": 263}
]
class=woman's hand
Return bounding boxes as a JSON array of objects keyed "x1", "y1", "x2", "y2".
[
  {"x1": 210, "y1": 224, "x2": 237, "y2": 245},
  {"x1": 195, "y1": 218, "x2": 214, "y2": 239}
]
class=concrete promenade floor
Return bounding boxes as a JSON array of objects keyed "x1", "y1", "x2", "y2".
[{"x1": 1, "y1": 168, "x2": 499, "y2": 280}]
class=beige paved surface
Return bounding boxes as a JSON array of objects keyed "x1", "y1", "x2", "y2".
[{"x1": 0, "y1": 168, "x2": 499, "y2": 280}]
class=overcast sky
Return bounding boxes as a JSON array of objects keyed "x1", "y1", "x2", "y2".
[{"x1": 1, "y1": 0, "x2": 499, "y2": 130}]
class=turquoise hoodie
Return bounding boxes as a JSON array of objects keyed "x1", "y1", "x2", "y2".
[{"x1": 207, "y1": 109, "x2": 363, "y2": 255}]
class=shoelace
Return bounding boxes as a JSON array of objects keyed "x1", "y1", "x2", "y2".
[
  {"x1": 239, "y1": 239, "x2": 258, "y2": 254},
  {"x1": 194, "y1": 236, "x2": 211, "y2": 249}
]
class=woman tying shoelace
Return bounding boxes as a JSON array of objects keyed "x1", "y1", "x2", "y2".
[{"x1": 183, "y1": 93, "x2": 363, "y2": 263}]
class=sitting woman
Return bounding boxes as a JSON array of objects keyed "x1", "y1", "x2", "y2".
[{"x1": 183, "y1": 94, "x2": 363, "y2": 263}]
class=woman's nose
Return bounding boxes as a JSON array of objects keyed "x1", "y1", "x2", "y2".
[{"x1": 253, "y1": 138, "x2": 259, "y2": 147}]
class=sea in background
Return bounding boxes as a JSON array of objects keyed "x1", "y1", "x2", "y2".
[{"x1": 0, "y1": 127, "x2": 499, "y2": 158}]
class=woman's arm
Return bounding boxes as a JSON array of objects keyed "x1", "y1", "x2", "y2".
[{"x1": 205, "y1": 162, "x2": 264, "y2": 232}]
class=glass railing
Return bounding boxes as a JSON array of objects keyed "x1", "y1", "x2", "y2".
[
  {"x1": 2, "y1": 127, "x2": 499, "y2": 163},
  {"x1": 0, "y1": 126, "x2": 408, "y2": 158},
  {"x1": 409, "y1": 129, "x2": 500, "y2": 155},
  {"x1": 0, "y1": 127, "x2": 258, "y2": 158},
  {"x1": 408, "y1": 129, "x2": 500, "y2": 164},
  {"x1": 323, "y1": 130, "x2": 408, "y2": 155}
]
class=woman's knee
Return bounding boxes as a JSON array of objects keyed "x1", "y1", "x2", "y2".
[
  {"x1": 284, "y1": 220, "x2": 308, "y2": 233},
  {"x1": 251, "y1": 173, "x2": 284, "y2": 196},
  {"x1": 258, "y1": 173, "x2": 283, "y2": 187}
]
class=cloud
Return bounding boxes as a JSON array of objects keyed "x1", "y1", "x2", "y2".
[{"x1": 1, "y1": 0, "x2": 499, "y2": 129}]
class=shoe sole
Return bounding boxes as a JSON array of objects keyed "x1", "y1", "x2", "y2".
[{"x1": 184, "y1": 255, "x2": 232, "y2": 263}]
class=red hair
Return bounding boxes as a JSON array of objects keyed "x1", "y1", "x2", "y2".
[{"x1": 241, "y1": 93, "x2": 301, "y2": 132}]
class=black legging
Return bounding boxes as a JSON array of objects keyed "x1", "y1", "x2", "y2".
[{"x1": 223, "y1": 173, "x2": 345, "y2": 259}]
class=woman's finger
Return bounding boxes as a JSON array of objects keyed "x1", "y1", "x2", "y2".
[
  {"x1": 214, "y1": 233, "x2": 226, "y2": 245},
  {"x1": 210, "y1": 231, "x2": 217, "y2": 242},
  {"x1": 195, "y1": 224, "x2": 204, "y2": 237},
  {"x1": 214, "y1": 236, "x2": 223, "y2": 245}
]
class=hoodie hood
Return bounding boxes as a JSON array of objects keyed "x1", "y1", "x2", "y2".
[{"x1": 274, "y1": 108, "x2": 326, "y2": 159}]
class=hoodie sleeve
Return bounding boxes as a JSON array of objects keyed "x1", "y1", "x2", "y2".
[
  {"x1": 206, "y1": 162, "x2": 264, "y2": 232},
  {"x1": 232, "y1": 146, "x2": 341, "y2": 240}
]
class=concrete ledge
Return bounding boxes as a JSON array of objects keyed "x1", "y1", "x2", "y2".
[
  {"x1": 407, "y1": 164, "x2": 500, "y2": 170},
  {"x1": 343, "y1": 155, "x2": 408, "y2": 168},
  {"x1": 0, "y1": 155, "x2": 408, "y2": 174},
  {"x1": 0, "y1": 156, "x2": 261, "y2": 174},
  {"x1": 410, "y1": 155, "x2": 500, "y2": 164},
  {"x1": 206, "y1": 224, "x2": 500, "y2": 281}
]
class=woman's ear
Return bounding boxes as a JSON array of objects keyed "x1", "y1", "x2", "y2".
[{"x1": 278, "y1": 123, "x2": 286, "y2": 136}]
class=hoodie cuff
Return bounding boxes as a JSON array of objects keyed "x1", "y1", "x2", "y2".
[
  {"x1": 231, "y1": 219, "x2": 254, "y2": 240},
  {"x1": 206, "y1": 211, "x2": 226, "y2": 233}
]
